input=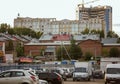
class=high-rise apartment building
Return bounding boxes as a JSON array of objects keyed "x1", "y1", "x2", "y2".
[{"x1": 76, "y1": 5, "x2": 112, "y2": 34}]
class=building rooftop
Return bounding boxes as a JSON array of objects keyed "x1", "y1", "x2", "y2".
[
  {"x1": 52, "y1": 34, "x2": 70, "y2": 41},
  {"x1": 73, "y1": 34, "x2": 100, "y2": 40},
  {"x1": 39, "y1": 34, "x2": 100, "y2": 41},
  {"x1": 101, "y1": 38, "x2": 118, "y2": 44},
  {"x1": 39, "y1": 34, "x2": 53, "y2": 41}
]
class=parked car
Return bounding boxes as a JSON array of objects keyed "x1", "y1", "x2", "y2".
[
  {"x1": 51, "y1": 69, "x2": 67, "y2": 81},
  {"x1": 0, "y1": 69, "x2": 39, "y2": 84},
  {"x1": 37, "y1": 72, "x2": 63, "y2": 84},
  {"x1": 104, "y1": 64, "x2": 120, "y2": 84},
  {"x1": 23, "y1": 68, "x2": 36, "y2": 74},
  {"x1": 93, "y1": 70, "x2": 103, "y2": 79},
  {"x1": 39, "y1": 79, "x2": 48, "y2": 84}
]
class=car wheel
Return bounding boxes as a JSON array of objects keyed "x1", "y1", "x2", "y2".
[
  {"x1": 64, "y1": 78, "x2": 67, "y2": 81},
  {"x1": 88, "y1": 78, "x2": 90, "y2": 81},
  {"x1": 48, "y1": 81, "x2": 52, "y2": 84},
  {"x1": 105, "y1": 81, "x2": 107, "y2": 84},
  {"x1": 22, "y1": 83, "x2": 29, "y2": 84},
  {"x1": 73, "y1": 78, "x2": 75, "y2": 81}
]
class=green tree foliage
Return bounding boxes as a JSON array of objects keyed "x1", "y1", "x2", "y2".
[
  {"x1": 36, "y1": 32, "x2": 43, "y2": 39},
  {"x1": 84, "y1": 52, "x2": 93, "y2": 61},
  {"x1": 5, "y1": 40, "x2": 14, "y2": 51},
  {"x1": 15, "y1": 42, "x2": 24, "y2": 57},
  {"x1": 56, "y1": 46, "x2": 69, "y2": 61},
  {"x1": 107, "y1": 31, "x2": 119, "y2": 38},
  {"x1": 13, "y1": 27, "x2": 42, "y2": 38},
  {"x1": 117, "y1": 38, "x2": 120, "y2": 43},
  {"x1": 0, "y1": 23, "x2": 43, "y2": 39},
  {"x1": 109, "y1": 47, "x2": 120, "y2": 57},
  {"x1": 81, "y1": 28, "x2": 105, "y2": 38},
  {"x1": 91, "y1": 29, "x2": 104, "y2": 38},
  {"x1": 0, "y1": 23, "x2": 10, "y2": 33},
  {"x1": 102, "y1": 48, "x2": 109, "y2": 57},
  {"x1": 81, "y1": 28, "x2": 89, "y2": 34},
  {"x1": 91, "y1": 29, "x2": 97, "y2": 34},
  {"x1": 56, "y1": 47, "x2": 61, "y2": 60},
  {"x1": 69, "y1": 37, "x2": 82, "y2": 60},
  {"x1": 14, "y1": 27, "x2": 30, "y2": 36},
  {"x1": 7, "y1": 28, "x2": 15, "y2": 35},
  {"x1": 99, "y1": 30, "x2": 105, "y2": 38},
  {"x1": 39, "y1": 48, "x2": 45, "y2": 56}
]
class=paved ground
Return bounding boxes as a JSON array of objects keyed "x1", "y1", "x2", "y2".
[{"x1": 64, "y1": 79, "x2": 104, "y2": 84}]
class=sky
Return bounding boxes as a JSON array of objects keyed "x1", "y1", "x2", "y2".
[{"x1": 0, "y1": 0, "x2": 120, "y2": 35}]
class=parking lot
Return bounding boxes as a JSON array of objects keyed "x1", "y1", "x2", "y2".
[
  {"x1": 0, "y1": 64, "x2": 105, "y2": 84},
  {"x1": 64, "y1": 79, "x2": 104, "y2": 84}
]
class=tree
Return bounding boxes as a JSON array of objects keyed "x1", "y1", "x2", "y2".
[
  {"x1": 56, "y1": 47, "x2": 61, "y2": 60},
  {"x1": 81, "y1": 28, "x2": 89, "y2": 34},
  {"x1": 109, "y1": 47, "x2": 120, "y2": 57},
  {"x1": 36, "y1": 32, "x2": 43, "y2": 39},
  {"x1": 69, "y1": 36, "x2": 82, "y2": 60},
  {"x1": 91, "y1": 29, "x2": 97, "y2": 34},
  {"x1": 107, "y1": 31, "x2": 119, "y2": 38},
  {"x1": 0, "y1": 23, "x2": 10, "y2": 33},
  {"x1": 15, "y1": 42, "x2": 24, "y2": 57},
  {"x1": 56, "y1": 46, "x2": 69, "y2": 61},
  {"x1": 39, "y1": 48, "x2": 45, "y2": 56},
  {"x1": 102, "y1": 48, "x2": 109, "y2": 57},
  {"x1": 5, "y1": 40, "x2": 14, "y2": 51},
  {"x1": 117, "y1": 38, "x2": 120, "y2": 43},
  {"x1": 99, "y1": 30, "x2": 105, "y2": 38},
  {"x1": 7, "y1": 28, "x2": 15, "y2": 35},
  {"x1": 84, "y1": 52, "x2": 93, "y2": 61},
  {"x1": 13, "y1": 27, "x2": 42, "y2": 38}
]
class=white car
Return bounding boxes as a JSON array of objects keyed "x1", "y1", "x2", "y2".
[
  {"x1": 23, "y1": 68, "x2": 36, "y2": 74},
  {"x1": 0, "y1": 69, "x2": 39, "y2": 84},
  {"x1": 39, "y1": 79, "x2": 48, "y2": 84}
]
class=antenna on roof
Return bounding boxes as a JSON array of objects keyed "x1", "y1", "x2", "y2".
[
  {"x1": 82, "y1": 0, "x2": 84, "y2": 7},
  {"x1": 18, "y1": 13, "x2": 20, "y2": 17}
]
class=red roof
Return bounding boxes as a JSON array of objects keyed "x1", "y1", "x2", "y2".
[
  {"x1": 19, "y1": 57, "x2": 33, "y2": 63},
  {"x1": 52, "y1": 34, "x2": 70, "y2": 41}
]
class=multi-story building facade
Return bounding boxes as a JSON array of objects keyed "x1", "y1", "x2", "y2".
[
  {"x1": 76, "y1": 5, "x2": 112, "y2": 34},
  {"x1": 14, "y1": 17, "x2": 104, "y2": 35},
  {"x1": 14, "y1": 17, "x2": 56, "y2": 32},
  {"x1": 49, "y1": 18, "x2": 104, "y2": 35},
  {"x1": 14, "y1": 4, "x2": 112, "y2": 37}
]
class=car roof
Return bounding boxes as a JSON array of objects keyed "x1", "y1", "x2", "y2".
[
  {"x1": 5, "y1": 69, "x2": 27, "y2": 72},
  {"x1": 106, "y1": 64, "x2": 120, "y2": 68}
]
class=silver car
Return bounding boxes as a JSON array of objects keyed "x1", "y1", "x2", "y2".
[{"x1": 0, "y1": 69, "x2": 39, "y2": 84}]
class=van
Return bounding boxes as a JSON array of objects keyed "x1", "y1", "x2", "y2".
[
  {"x1": 73, "y1": 62, "x2": 92, "y2": 81},
  {"x1": 104, "y1": 64, "x2": 120, "y2": 84}
]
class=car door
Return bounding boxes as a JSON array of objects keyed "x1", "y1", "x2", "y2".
[
  {"x1": 9, "y1": 71, "x2": 25, "y2": 84},
  {"x1": 0, "y1": 71, "x2": 11, "y2": 84}
]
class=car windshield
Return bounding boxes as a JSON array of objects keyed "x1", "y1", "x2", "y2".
[
  {"x1": 63, "y1": 69, "x2": 68, "y2": 73},
  {"x1": 107, "y1": 68, "x2": 120, "y2": 74},
  {"x1": 29, "y1": 71, "x2": 36, "y2": 76},
  {"x1": 75, "y1": 67, "x2": 86, "y2": 72}
]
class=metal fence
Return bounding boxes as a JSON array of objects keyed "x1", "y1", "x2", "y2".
[{"x1": 0, "y1": 63, "x2": 74, "y2": 72}]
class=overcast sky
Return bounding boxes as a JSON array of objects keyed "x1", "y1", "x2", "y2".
[{"x1": 0, "y1": 0, "x2": 120, "y2": 35}]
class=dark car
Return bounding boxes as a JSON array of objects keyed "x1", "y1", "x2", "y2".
[
  {"x1": 51, "y1": 69, "x2": 67, "y2": 81},
  {"x1": 37, "y1": 72, "x2": 63, "y2": 84},
  {"x1": 93, "y1": 70, "x2": 104, "y2": 79}
]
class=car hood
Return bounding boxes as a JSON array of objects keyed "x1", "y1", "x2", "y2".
[
  {"x1": 105, "y1": 74, "x2": 120, "y2": 78},
  {"x1": 74, "y1": 72, "x2": 88, "y2": 75},
  {"x1": 39, "y1": 79, "x2": 48, "y2": 83}
]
